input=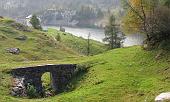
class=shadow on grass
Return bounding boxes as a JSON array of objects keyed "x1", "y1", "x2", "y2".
[
  {"x1": 65, "y1": 64, "x2": 90, "y2": 92},
  {"x1": 65, "y1": 60, "x2": 107, "y2": 92}
]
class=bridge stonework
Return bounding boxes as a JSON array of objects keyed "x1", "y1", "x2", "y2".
[{"x1": 11, "y1": 64, "x2": 76, "y2": 97}]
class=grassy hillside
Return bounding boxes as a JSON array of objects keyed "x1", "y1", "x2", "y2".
[
  {"x1": 0, "y1": 18, "x2": 170, "y2": 102},
  {"x1": 0, "y1": 18, "x2": 80, "y2": 63},
  {"x1": 0, "y1": 18, "x2": 107, "y2": 101},
  {"x1": 48, "y1": 28, "x2": 107, "y2": 55},
  {"x1": 0, "y1": 46, "x2": 170, "y2": 102},
  {"x1": 0, "y1": 18, "x2": 106, "y2": 63}
]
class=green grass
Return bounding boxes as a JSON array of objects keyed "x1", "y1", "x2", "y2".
[
  {"x1": 0, "y1": 18, "x2": 81, "y2": 63},
  {"x1": 0, "y1": 18, "x2": 170, "y2": 102},
  {"x1": 48, "y1": 28, "x2": 107, "y2": 55},
  {"x1": 0, "y1": 46, "x2": 170, "y2": 102}
]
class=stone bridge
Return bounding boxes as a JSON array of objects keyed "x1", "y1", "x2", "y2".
[{"x1": 11, "y1": 64, "x2": 76, "y2": 97}]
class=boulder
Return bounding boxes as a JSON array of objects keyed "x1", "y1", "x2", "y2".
[
  {"x1": 155, "y1": 92, "x2": 170, "y2": 102},
  {"x1": 11, "y1": 77, "x2": 26, "y2": 97},
  {"x1": 0, "y1": 16, "x2": 4, "y2": 19},
  {"x1": 11, "y1": 91, "x2": 17, "y2": 96},
  {"x1": 12, "y1": 87, "x2": 19, "y2": 92},
  {"x1": 45, "y1": 91, "x2": 53, "y2": 97},
  {"x1": 15, "y1": 35, "x2": 27, "y2": 41},
  {"x1": 6, "y1": 48, "x2": 20, "y2": 55},
  {"x1": 10, "y1": 23, "x2": 31, "y2": 32}
]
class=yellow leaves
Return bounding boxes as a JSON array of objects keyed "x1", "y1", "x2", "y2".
[
  {"x1": 130, "y1": 0, "x2": 141, "y2": 7},
  {"x1": 122, "y1": 0, "x2": 154, "y2": 34},
  {"x1": 122, "y1": 6, "x2": 143, "y2": 34},
  {"x1": 122, "y1": 14, "x2": 142, "y2": 34}
]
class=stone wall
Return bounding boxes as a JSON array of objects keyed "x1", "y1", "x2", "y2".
[{"x1": 11, "y1": 64, "x2": 76, "y2": 97}]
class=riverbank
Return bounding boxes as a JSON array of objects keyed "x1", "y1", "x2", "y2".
[
  {"x1": 45, "y1": 26, "x2": 145, "y2": 47},
  {"x1": 47, "y1": 28, "x2": 107, "y2": 55}
]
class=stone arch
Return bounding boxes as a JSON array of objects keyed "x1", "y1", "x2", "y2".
[{"x1": 11, "y1": 64, "x2": 76, "y2": 97}]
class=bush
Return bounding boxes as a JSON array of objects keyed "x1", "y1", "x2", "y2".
[
  {"x1": 75, "y1": 64, "x2": 89, "y2": 75},
  {"x1": 145, "y1": 7, "x2": 170, "y2": 49},
  {"x1": 26, "y1": 84, "x2": 37, "y2": 98},
  {"x1": 56, "y1": 34, "x2": 61, "y2": 42},
  {"x1": 158, "y1": 40, "x2": 170, "y2": 50}
]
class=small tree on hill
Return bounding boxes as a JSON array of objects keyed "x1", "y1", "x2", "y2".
[
  {"x1": 87, "y1": 33, "x2": 91, "y2": 56},
  {"x1": 103, "y1": 15, "x2": 125, "y2": 49},
  {"x1": 30, "y1": 14, "x2": 42, "y2": 30}
]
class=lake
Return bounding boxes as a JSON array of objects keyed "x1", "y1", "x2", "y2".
[{"x1": 46, "y1": 26, "x2": 145, "y2": 47}]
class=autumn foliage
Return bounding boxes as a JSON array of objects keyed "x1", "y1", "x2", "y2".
[{"x1": 122, "y1": 0, "x2": 170, "y2": 50}]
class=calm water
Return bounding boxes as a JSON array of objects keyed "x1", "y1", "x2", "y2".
[{"x1": 47, "y1": 26, "x2": 145, "y2": 47}]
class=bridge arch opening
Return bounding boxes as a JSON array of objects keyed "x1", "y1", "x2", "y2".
[{"x1": 41, "y1": 72, "x2": 54, "y2": 97}]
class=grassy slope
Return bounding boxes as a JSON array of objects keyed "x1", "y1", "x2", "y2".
[
  {"x1": 1, "y1": 46, "x2": 170, "y2": 102},
  {"x1": 0, "y1": 18, "x2": 80, "y2": 63},
  {"x1": 0, "y1": 18, "x2": 81, "y2": 102},
  {"x1": 0, "y1": 18, "x2": 107, "y2": 101},
  {"x1": 0, "y1": 18, "x2": 170, "y2": 102},
  {"x1": 48, "y1": 28, "x2": 107, "y2": 55}
]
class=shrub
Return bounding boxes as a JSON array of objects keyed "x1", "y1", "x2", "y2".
[
  {"x1": 144, "y1": 7, "x2": 170, "y2": 49},
  {"x1": 56, "y1": 34, "x2": 61, "y2": 42},
  {"x1": 26, "y1": 84, "x2": 37, "y2": 98}
]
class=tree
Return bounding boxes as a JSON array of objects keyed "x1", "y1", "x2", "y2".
[
  {"x1": 122, "y1": 0, "x2": 159, "y2": 35},
  {"x1": 97, "y1": 9, "x2": 104, "y2": 19},
  {"x1": 103, "y1": 15, "x2": 125, "y2": 49},
  {"x1": 121, "y1": 0, "x2": 168, "y2": 49},
  {"x1": 75, "y1": 6, "x2": 96, "y2": 20},
  {"x1": 30, "y1": 14, "x2": 42, "y2": 30},
  {"x1": 87, "y1": 33, "x2": 91, "y2": 56}
]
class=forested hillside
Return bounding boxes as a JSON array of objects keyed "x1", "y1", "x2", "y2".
[{"x1": 0, "y1": 0, "x2": 120, "y2": 18}]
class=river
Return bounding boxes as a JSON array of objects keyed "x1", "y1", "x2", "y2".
[{"x1": 46, "y1": 26, "x2": 145, "y2": 47}]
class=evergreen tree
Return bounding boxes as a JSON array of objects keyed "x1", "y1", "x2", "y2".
[
  {"x1": 103, "y1": 15, "x2": 125, "y2": 49},
  {"x1": 30, "y1": 14, "x2": 42, "y2": 30},
  {"x1": 97, "y1": 9, "x2": 104, "y2": 18}
]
